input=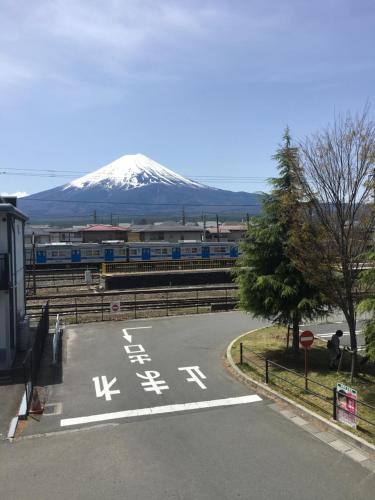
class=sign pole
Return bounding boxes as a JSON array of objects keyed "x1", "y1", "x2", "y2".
[{"x1": 299, "y1": 330, "x2": 314, "y2": 392}]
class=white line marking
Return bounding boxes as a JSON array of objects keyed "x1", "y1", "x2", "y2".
[
  {"x1": 7, "y1": 417, "x2": 18, "y2": 439},
  {"x1": 126, "y1": 327, "x2": 152, "y2": 330},
  {"x1": 60, "y1": 395, "x2": 262, "y2": 427},
  {"x1": 316, "y1": 331, "x2": 362, "y2": 338}
]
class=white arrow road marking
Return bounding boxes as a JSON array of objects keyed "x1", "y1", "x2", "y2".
[
  {"x1": 60, "y1": 395, "x2": 262, "y2": 427},
  {"x1": 122, "y1": 326, "x2": 152, "y2": 343}
]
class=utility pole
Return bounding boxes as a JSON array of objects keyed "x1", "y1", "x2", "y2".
[
  {"x1": 216, "y1": 214, "x2": 220, "y2": 242},
  {"x1": 202, "y1": 213, "x2": 206, "y2": 242},
  {"x1": 182, "y1": 207, "x2": 186, "y2": 225}
]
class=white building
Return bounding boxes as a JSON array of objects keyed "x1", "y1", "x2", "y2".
[{"x1": 0, "y1": 200, "x2": 28, "y2": 370}]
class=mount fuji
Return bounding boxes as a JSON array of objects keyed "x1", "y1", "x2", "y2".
[{"x1": 19, "y1": 154, "x2": 261, "y2": 221}]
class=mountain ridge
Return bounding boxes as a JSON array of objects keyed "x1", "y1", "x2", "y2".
[{"x1": 19, "y1": 154, "x2": 261, "y2": 221}]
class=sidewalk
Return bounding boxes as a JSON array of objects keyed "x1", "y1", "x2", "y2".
[
  {"x1": 0, "y1": 356, "x2": 25, "y2": 440},
  {"x1": 226, "y1": 331, "x2": 375, "y2": 471}
]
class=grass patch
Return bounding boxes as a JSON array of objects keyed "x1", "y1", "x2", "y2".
[{"x1": 232, "y1": 326, "x2": 375, "y2": 443}]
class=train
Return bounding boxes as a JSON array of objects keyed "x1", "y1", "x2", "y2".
[{"x1": 25, "y1": 241, "x2": 240, "y2": 267}]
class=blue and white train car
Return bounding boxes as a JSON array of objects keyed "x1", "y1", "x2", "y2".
[{"x1": 25, "y1": 241, "x2": 239, "y2": 267}]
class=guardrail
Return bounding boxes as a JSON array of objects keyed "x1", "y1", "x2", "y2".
[{"x1": 239, "y1": 343, "x2": 375, "y2": 437}]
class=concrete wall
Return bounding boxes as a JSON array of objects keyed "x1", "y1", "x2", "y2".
[
  {"x1": 0, "y1": 211, "x2": 26, "y2": 370},
  {"x1": 0, "y1": 215, "x2": 11, "y2": 368},
  {"x1": 13, "y1": 218, "x2": 25, "y2": 319}
]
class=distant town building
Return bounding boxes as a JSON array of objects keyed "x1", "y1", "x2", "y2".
[
  {"x1": 23, "y1": 220, "x2": 248, "y2": 245},
  {"x1": 128, "y1": 223, "x2": 204, "y2": 243},
  {"x1": 81, "y1": 224, "x2": 129, "y2": 243}
]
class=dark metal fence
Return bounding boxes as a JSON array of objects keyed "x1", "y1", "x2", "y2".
[
  {"x1": 239, "y1": 343, "x2": 375, "y2": 436},
  {"x1": 26, "y1": 286, "x2": 238, "y2": 324},
  {"x1": 22, "y1": 302, "x2": 49, "y2": 415},
  {"x1": 102, "y1": 258, "x2": 236, "y2": 274}
]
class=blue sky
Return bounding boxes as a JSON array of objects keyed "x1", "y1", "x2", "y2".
[{"x1": 0, "y1": 0, "x2": 374, "y2": 196}]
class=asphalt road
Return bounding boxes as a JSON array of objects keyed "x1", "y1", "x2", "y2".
[{"x1": 0, "y1": 312, "x2": 374, "y2": 499}]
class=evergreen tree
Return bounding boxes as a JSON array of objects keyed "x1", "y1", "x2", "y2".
[{"x1": 235, "y1": 129, "x2": 328, "y2": 353}]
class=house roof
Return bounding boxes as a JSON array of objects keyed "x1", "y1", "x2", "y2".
[
  {"x1": 48, "y1": 227, "x2": 82, "y2": 233},
  {"x1": 129, "y1": 224, "x2": 204, "y2": 233},
  {"x1": 206, "y1": 227, "x2": 231, "y2": 234},
  {"x1": 82, "y1": 224, "x2": 128, "y2": 232},
  {"x1": 220, "y1": 224, "x2": 247, "y2": 231}
]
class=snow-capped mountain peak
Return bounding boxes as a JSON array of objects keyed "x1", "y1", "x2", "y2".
[{"x1": 64, "y1": 154, "x2": 206, "y2": 191}]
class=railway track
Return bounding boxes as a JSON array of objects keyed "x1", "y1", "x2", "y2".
[
  {"x1": 26, "y1": 284, "x2": 238, "y2": 323},
  {"x1": 25, "y1": 269, "x2": 100, "y2": 294}
]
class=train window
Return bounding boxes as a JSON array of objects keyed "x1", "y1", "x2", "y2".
[
  {"x1": 129, "y1": 249, "x2": 139, "y2": 256},
  {"x1": 161, "y1": 248, "x2": 170, "y2": 255},
  {"x1": 85, "y1": 249, "x2": 100, "y2": 257},
  {"x1": 153, "y1": 249, "x2": 162, "y2": 255},
  {"x1": 191, "y1": 247, "x2": 198, "y2": 254},
  {"x1": 117, "y1": 248, "x2": 126, "y2": 256},
  {"x1": 213, "y1": 246, "x2": 227, "y2": 253},
  {"x1": 51, "y1": 250, "x2": 67, "y2": 257}
]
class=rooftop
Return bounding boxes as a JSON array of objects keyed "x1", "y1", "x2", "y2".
[
  {"x1": 0, "y1": 203, "x2": 28, "y2": 221},
  {"x1": 82, "y1": 224, "x2": 128, "y2": 232}
]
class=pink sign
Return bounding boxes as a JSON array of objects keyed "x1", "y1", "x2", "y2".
[{"x1": 337, "y1": 383, "x2": 357, "y2": 429}]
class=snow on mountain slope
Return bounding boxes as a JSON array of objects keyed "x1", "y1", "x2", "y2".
[{"x1": 64, "y1": 154, "x2": 206, "y2": 191}]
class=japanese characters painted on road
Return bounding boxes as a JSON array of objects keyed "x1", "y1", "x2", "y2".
[
  {"x1": 136, "y1": 370, "x2": 169, "y2": 394},
  {"x1": 110, "y1": 301, "x2": 121, "y2": 314},
  {"x1": 299, "y1": 330, "x2": 314, "y2": 348},
  {"x1": 124, "y1": 344, "x2": 152, "y2": 364},
  {"x1": 178, "y1": 366, "x2": 207, "y2": 389},
  {"x1": 336, "y1": 382, "x2": 358, "y2": 429},
  {"x1": 93, "y1": 376, "x2": 120, "y2": 401}
]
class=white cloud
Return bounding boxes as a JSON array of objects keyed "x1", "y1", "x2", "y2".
[
  {"x1": 1, "y1": 192, "x2": 28, "y2": 198},
  {"x1": 0, "y1": 1, "x2": 373, "y2": 103}
]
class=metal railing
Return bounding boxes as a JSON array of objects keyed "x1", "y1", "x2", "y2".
[
  {"x1": 102, "y1": 258, "x2": 236, "y2": 274},
  {"x1": 52, "y1": 314, "x2": 62, "y2": 364},
  {"x1": 27, "y1": 286, "x2": 238, "y2": 324},
  {"x1": 239, "y1": 343, "x2": 375, "y2": 436},
  {"x1": 22, "y1": 302, "x2": 49, "y2": 416}
]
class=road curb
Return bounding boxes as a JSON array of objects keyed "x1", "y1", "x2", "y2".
[{"x1": 226, "y1": 329, "x2": 375, "y2": 458}]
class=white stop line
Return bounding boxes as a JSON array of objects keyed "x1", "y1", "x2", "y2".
[{"x1": 60, "y1": 394, "x2": 262, "y2": 427}]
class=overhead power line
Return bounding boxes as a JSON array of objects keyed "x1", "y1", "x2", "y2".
[
  {"x1": 21, "y1": 198, "x2": 261, "y2": 208},
  {"x1": 0, "y1": 168, "x2": 268, "y2": 183}
]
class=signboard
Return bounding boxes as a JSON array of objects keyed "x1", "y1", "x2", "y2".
[
  {"x1": 336, "y1": 383, "x2": 357, "y2": 429},
  {"x1": 299, "y1": 330, "x2": 314, "y2": 348},
  {"x1": 110, "y1": 301, "x2": 121, "y2": 314},
  {"x1": 84, "y1": 270, "x2": 92, "y2": 284}
]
